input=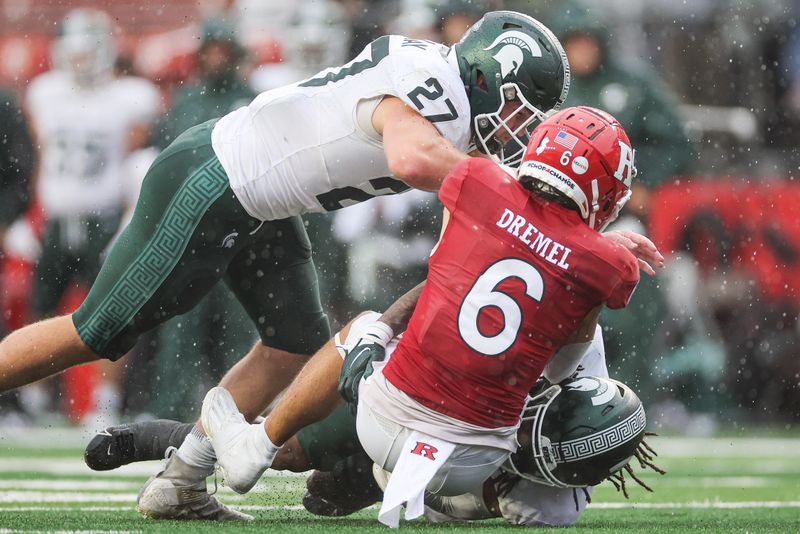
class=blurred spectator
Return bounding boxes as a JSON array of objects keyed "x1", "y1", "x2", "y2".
[
  {"x1": 648, "y1": 180, "x2": 800, "y2": 424},
  {"x1": 385, "y1": 0, "x2": 439, "y2": 41},
  {"x1": 776, "y1": 12, "x2": 800, "y2": 147},
  {"x1": 0, "y1": 87, "x2": 33, "y2": 266},
  {"x1": 151, "y1": 18, "x2": 254, "y2": 149},
  {"x1": 333, "y1": 192, "x2": 440, "y2": 314},
  {"x1": 437, "y1": 0, "x2": 485, "y2": 46},
  {"x1": 554, "y1": 8, "x2": 693, "y2": 215},
  {"x1": 24, "y1": 8, "x2": 160, "y2": 425},
  {"x1": 341, "y1": 0, "x2": 399, "y2": 58},
  {"x1": 145, "y1": 18, "x2": 258, "y2": 420},
  {"x1": 246, "y1": 0, "x2": 352, "y2": 92},
  {"x1": 0, "y1": 86, "x2": 34, "y2": 424}
]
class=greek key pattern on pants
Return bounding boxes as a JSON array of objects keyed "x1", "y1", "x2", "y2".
[
  {"x1": 79, "y1": 157, "x2": 229, "y2": 353},
  {"x1": 553, "y1": 404, "x2": 646, "y2": 462}
]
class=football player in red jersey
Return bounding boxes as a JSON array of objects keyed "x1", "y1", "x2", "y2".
[{"x1": 198, "y1": 106, "x2": 659, "y2": 522}]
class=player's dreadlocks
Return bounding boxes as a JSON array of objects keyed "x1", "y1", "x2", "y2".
[{"x1": 573, "y1": 432, "x2": 667, "y2": 510}]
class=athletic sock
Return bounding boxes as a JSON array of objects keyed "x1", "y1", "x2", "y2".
[
  {"x1": 176, "y1": 425, "x2": 217, "y2": 471},
  {"x1": 125, "y1": 420, "x2": 193, "y2": 461},
  {"x1": 250, "y1": 423, "x2": 279, "y2": 467}
]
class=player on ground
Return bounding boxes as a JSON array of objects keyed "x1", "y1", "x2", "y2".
[
  {"x1": 0, "y1": 11, "x2": 569, "y2": 520},
  {"x1": 198, "y1": 106, "x2": 651, "y2": 526},
  {"x1": 87, "y1": 310, "x2": 664, "y2": 527}
]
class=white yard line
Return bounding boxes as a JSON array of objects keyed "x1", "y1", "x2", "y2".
[
  {"x1": 0, "y1": 532, "x2": 138, "y2": 534},
  {"x1": 651, "y1": 437, "x2": 800, "y2": 458},
  {"x1": 2, "y1": 501, "x2": 800, "y2": 514},
  {"x1": 0, "y1": 480, "x2": 142, "y2": 490},
  {"x1": 589, "y1": 501, "x2": 800, "y2": 509},
  {"x1": 0, "y1": 492, "x2": 141, "y2": 503},
  {"x1": 653, "y1": 476, "x2": 771, "y2": 488},
  {"x1": 0, "y1": 491, "x2": 244, "y2": 503},
  {"x1": 0, "y1": 459, "x2": 162, "y2": 477},
  {"x1": 0, "y1": 458, "x2": 305, "y2": 478}
]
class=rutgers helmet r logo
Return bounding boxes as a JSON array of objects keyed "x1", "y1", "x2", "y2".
[
  {"x1": 410, "y1": 441, "x2": 439, "y2": 460},
  {"x1": 614, "y1": 140, "x2": 635, "y2": 187},
  {"x1": 483, "y1": 31, "x2": 543, "y2": 79}
]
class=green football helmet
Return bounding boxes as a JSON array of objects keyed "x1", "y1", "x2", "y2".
[
  {"x1": 505, "y1": 376, "x2": 646, "y2": 488},
  {"x1": 452, "y1": 11, "x2": 570, "y2": 166},
  {"x1": 53, "y1": 8, "x2": 116, "y2": 88}
]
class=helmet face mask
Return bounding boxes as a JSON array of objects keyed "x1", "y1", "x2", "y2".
[
  {"x1": 474, "y1": 83, "x2": 548, "y2": 167},
  {"x1": 454, "y1": 11, "x2": 570, "y2": 166},
  {"x1": 509, "y1": 383, "x2": 564, "y2": 487},
  {"x1": 505, "y1": 376, "x2": 647, "y2": 489}
]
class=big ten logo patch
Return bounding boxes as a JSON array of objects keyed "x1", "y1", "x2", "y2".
[{"x1": 410, "y1": 441, "x2": 439, "y2": 461}]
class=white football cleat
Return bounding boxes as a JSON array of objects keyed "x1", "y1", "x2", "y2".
[
  {"x1": 201, "y1": 387, "x2": 272, "y2": 494},
  {"x1": 136, "y1": 447, "x2": 253, "y2": 521}
]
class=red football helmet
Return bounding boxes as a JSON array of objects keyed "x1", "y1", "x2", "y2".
[{"x1": 518, "y1": 106, "x2": 636, "y2": 231}]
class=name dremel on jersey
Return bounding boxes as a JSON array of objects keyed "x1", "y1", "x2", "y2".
[{"x1": 496, "y1": 208, "x2": 572, "y2": 270}]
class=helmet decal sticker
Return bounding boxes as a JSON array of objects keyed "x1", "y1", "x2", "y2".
[
  {"x1": 565, "y1": 376, "x2": 615, "y2": 405},
  {"x1": 483, "y1": 31, "x2": 543, "y2": 79},
  {"x1": 535, "y1": 135, "x2": 550, "y2": 156},
  {"x1": 572, "y1": 156, "x2": 589, "y2": 175},
  {"x1": 564, "y1": 377, "x2": 600, "y2": 391},
  {"x1": 554, "y1": 130, "x2": 579, "y2": 150}
]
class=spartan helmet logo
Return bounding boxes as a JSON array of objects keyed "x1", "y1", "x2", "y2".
[
  {"x1": 564, "y1": 377, "x2": 616, "y2": 406},
  {"x1": 483, "y1": 30, "x2": 543, "y2": 79}
]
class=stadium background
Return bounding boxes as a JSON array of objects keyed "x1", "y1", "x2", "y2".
[{"x1": 0, "y1": 0, "x2": 798, "y2": 439}]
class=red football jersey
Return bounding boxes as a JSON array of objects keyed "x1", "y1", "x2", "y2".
[{"x1": 382, "y1": 158, "x2": 639, "y2": 428}]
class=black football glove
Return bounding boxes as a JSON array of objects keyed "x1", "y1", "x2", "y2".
[{"x1": 338, "y1": 321, "x2": 393, "y2": 405}]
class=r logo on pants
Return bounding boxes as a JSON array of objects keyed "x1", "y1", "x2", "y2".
[{"x1": 410, "y1": 441, "x2": 438, "y2": 460}]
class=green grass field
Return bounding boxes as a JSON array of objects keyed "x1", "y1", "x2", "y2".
[{"x1": 0, "y1": 428, "x2": 798, "y2": 532}]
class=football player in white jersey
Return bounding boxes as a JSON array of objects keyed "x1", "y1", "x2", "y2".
[
  {"x1": 0, "y1": 10, "x2": 569, "y2": 520},
  {"x1": 27, "y1": 8, "x2": 160, "y2": 249},
  {"x1": 23, "y1": 8, "x2": 160, "y2": 424}
]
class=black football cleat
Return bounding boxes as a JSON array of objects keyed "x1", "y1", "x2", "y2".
[
  {"x1": 84, "y1": 420, "x2": 193, "y2": 471},
  {"x1": 302, "y1": 451, "x2": 382, "y2": 516}
]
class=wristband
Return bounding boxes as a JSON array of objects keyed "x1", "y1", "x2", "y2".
[{"x1": 359, "y1": 320, "x2": 394, "y2": 348}]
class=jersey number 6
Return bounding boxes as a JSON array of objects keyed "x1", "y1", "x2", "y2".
[{"x1": 457, "y1": 258, "x2": 544, "y2": 356}]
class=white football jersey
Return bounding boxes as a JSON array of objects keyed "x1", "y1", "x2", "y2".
[
  {"x1": 424, "y1": 327, "x2": 609, "y2": 527},
  {"x1": 26, "y1": 71, "x2": 160, "y2": 217},
  {"x1": 212, "y1": 35, "x2": 471, "y2": 221}
]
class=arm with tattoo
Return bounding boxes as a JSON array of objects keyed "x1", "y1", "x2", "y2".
[{"x1": 378, "y1": 281, "x2": 425, "y2": 334}]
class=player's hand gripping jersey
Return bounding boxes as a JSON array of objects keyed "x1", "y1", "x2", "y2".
[
  {"x1": 211, "y1": 36, "x2": 471, "y2": 221},
  {"x1": 383, "y1": 158, "x2": 639, "y2": 429}
]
